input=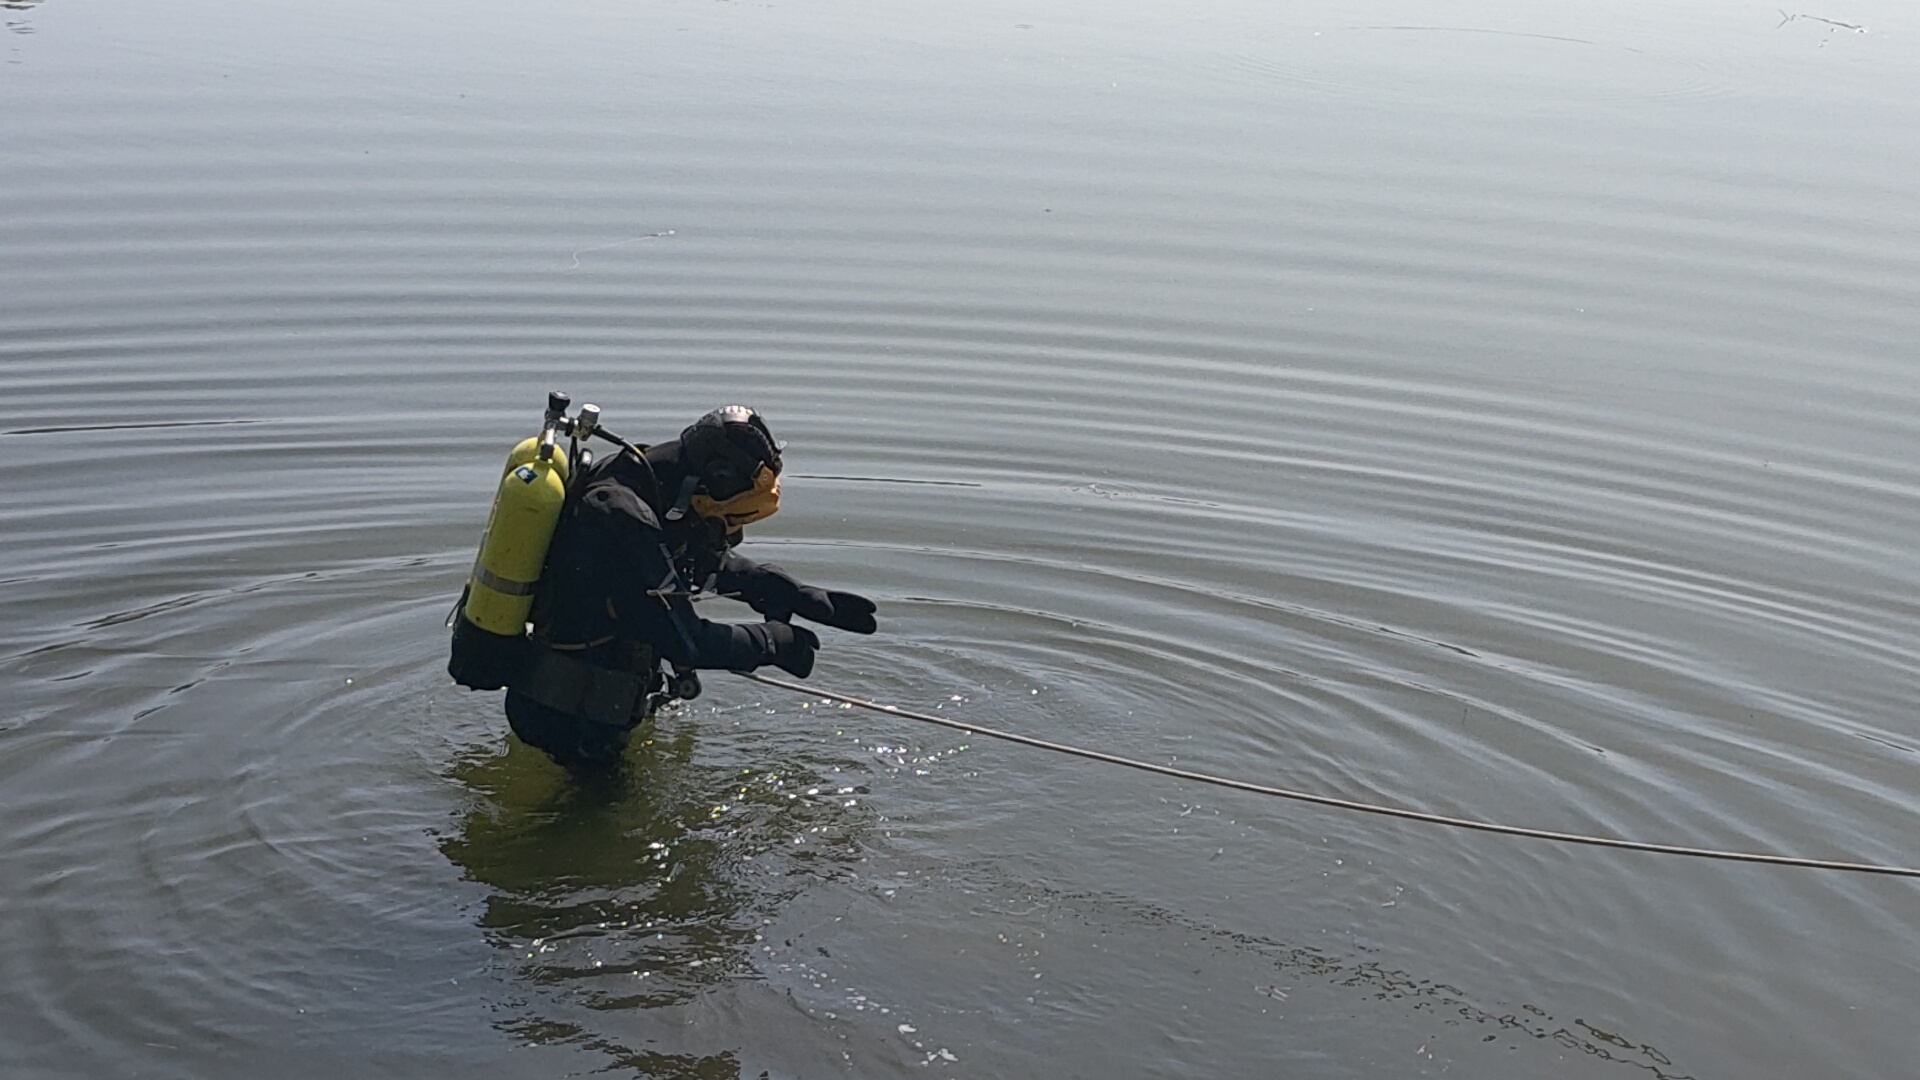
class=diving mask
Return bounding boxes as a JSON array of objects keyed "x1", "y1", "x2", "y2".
[{"x1": 689, "y1": 464, "x2": 782, "y2": 528}]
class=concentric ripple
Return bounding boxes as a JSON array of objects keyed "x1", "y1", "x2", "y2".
[{"x1": 6, "y1": 0, "x2": 1920, "y2": 1076}]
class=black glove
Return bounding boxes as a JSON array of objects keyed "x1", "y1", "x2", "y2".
[
  {"x1": 742, "y1": 620, "x2": 819, "y2": 678},
  {"x1": 791, "y1": 584, "x2": 877, "y2": 634},
  {"x1": 723, "y1": 560, "x2": 879, "y2": 635}
]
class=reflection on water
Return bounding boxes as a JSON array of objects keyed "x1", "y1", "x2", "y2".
[
  {"x1": 3, "y1": 0, "x2": 38, "y2": 38},
  {"x1": 441, "y1": 707, "x2": 870, "y2": 1070}
]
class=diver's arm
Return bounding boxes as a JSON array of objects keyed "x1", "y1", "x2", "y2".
[
  {"x1": 678, "y1": 617, "x2": 817, "y2": 677},
  {"x1": 576, "y1": 486, "x2": 815, "y2": 676},
  {"x1": 715, "y1": 552, "x2": 878, "y2": 634}
]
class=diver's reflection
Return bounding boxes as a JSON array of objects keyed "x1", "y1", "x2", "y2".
[
  {"x1": 440, "y1": 714, "x2": 864, "y2": 1070},
  {"x1": 442, "y1": 723, "x2": 757, "y2": 1009}
]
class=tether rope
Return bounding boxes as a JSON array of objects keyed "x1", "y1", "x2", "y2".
[{"x1": 737, "y1": 671, "x2": 1920, "y2": 880}]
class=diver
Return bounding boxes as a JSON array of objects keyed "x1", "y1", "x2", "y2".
[{"x1": 452, "y1": 404, "x2": 878, "y2": 771}]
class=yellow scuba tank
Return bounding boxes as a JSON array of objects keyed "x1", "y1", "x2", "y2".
[
  {"x1": 448, "y1": 393, "x2": 582, "y2": 692},
  {"x1": 462, "y1": 438, "x2": 569, "y2": 634}
]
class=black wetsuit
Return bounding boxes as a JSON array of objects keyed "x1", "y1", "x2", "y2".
[{"x1": 503, "y1": 443, "x2": 807, "y2": 768}]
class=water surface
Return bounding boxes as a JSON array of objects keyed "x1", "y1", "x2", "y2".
[{"x1": 5, "y1": 1, "x2": 1920, "y2": 1077}]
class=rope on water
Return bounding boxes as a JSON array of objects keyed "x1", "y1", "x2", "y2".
[{"x1": 737, "y1": 671, "x2": 1920, "y2": 880}]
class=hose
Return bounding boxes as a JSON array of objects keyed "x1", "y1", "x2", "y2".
[{"x1": 736, "y1": 671, "x2": 1920, "y2": 880}]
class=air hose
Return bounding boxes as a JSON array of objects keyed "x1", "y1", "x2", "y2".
[{"x1": 736, "y1": 671, "x2": 1920, "y2": 880}]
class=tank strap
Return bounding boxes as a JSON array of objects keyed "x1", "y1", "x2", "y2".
[{"x1": 474, "y1": 564, "x2": 538, "y2": 598}]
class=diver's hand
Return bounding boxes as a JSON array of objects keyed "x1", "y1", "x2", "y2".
[
  {"x1": 789, "y1": 585, "x2": 878, "y2": 635},
  {"x1": 726, "y1": 560, "x2": 878, "y2": 634},
  {"x1": 745, "y1": 620, "x2": 819, "y2": 678}
]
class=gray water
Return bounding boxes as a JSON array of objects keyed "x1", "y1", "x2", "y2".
[{"x1": 5, "y1": 0, "x2": 1920, "y2": 1076}]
